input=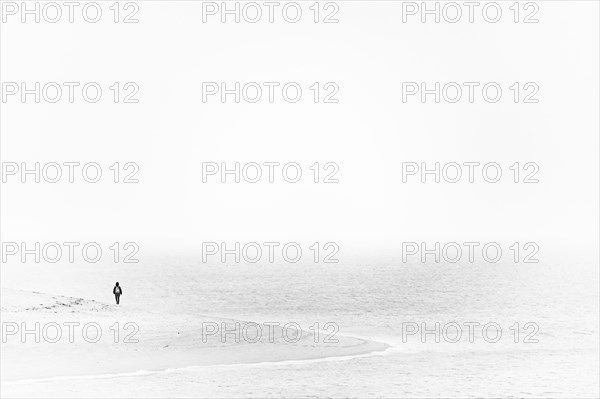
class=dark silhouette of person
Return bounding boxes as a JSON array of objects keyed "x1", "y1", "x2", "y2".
[{"x1": 113, "y1": 282, "x2": 122, "y2": 304}]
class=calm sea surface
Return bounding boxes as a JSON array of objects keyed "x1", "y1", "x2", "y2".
[{"x1": 2, "y1": 258, "x2": 598, "y2": 397}]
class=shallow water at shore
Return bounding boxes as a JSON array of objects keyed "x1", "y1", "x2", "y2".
[{"x1": 1, "y1": 259, "x2": 598, "y2": 397}]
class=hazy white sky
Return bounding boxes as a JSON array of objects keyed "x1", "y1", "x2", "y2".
[{"x1": 1, "y1": 1, "x2": 598, "y2": 260}]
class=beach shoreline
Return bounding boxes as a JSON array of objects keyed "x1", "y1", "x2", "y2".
[{"x1": 0, "y1": 288, "x2": 390, "y2": 384}]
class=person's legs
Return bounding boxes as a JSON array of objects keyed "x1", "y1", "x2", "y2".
[{"x1": 115, "y1": 294, "x2": 120, "y2": 304}]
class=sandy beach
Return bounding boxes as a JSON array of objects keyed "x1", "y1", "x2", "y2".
[
  {"x1": 1, "y1": 260, "x2": 598, "y2": 398},
  {"x1": 1, "y1": 287, "x2": 389, "y2": 388}
]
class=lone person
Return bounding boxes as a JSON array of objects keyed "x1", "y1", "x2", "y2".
[{"x1": 113, "y1": 282, "x2": 122, "y2": 304}]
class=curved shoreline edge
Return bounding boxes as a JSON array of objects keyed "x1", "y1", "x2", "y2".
[
  {"x1": 1, "y1": 288, "x2": 393, "y2": 385},
  {"x1": 2, "y1": 344, "x2": 393, "y2": 386}
]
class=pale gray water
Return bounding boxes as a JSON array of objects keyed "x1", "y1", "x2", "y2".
[{"x1": 2, "y1": 258, "x2": 598, "y2": 397}]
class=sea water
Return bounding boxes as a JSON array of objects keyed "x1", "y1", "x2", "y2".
[{"x1": 1, "y1": 257, "x2": 598, "y2": 397}]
